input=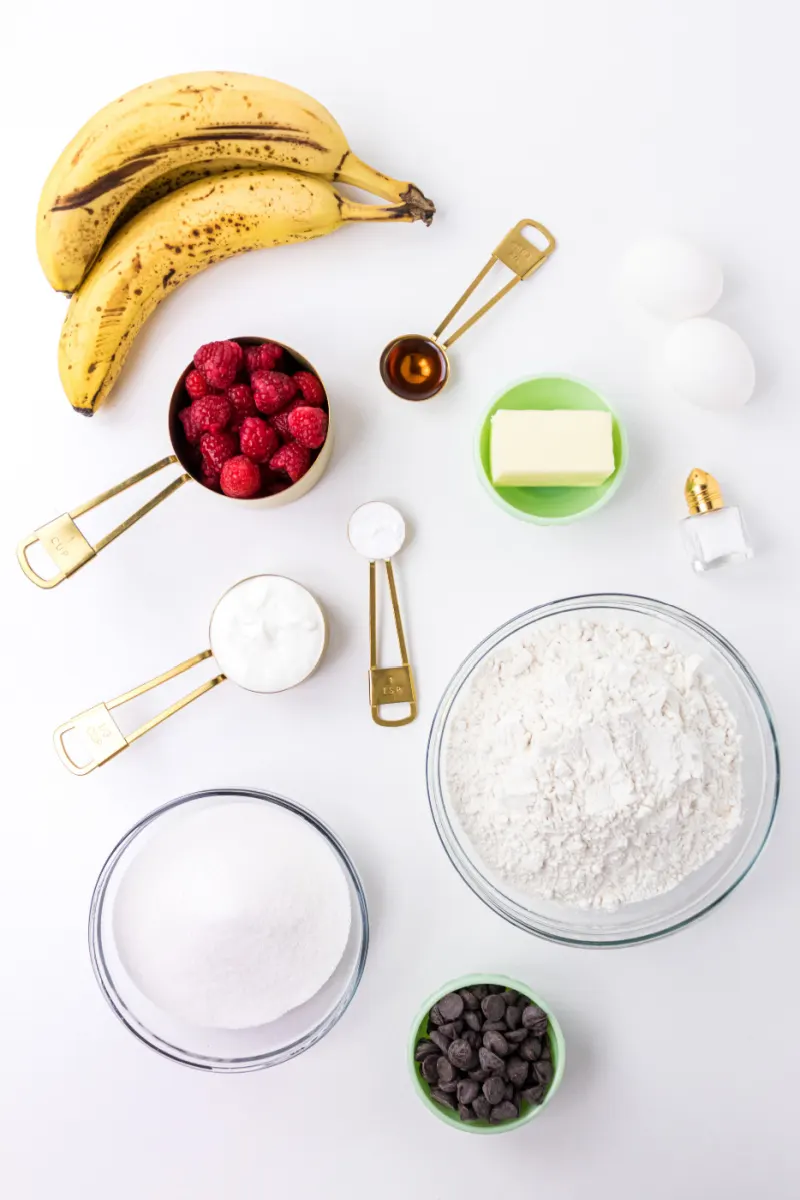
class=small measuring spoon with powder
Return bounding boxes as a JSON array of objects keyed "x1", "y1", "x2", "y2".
[
  {"x1": 348, "y1": 501, "x2": 417, "y2": 727},
  {"x1": 53, "y1": 574, "x2": 327, "y2": 775}
]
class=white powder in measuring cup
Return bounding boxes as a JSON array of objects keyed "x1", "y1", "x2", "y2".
[
  {"x1": 443, "y1": 618, "x2": 743, "y2": 911},
  {"x1": 209, "y1": 575, "x2": 325, "y2": 692},
  {"x1": 348, "y1": 501, "x2": 406, "y2": 560},
  {"x1": 112, "y1": 801, "x2": 352, "y2": 1029}
]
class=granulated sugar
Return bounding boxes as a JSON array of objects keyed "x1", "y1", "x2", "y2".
[
  {"x1": 443, "y1": 619, "x2": 743, "y2": 911},
  {"x1": 113, "y1": 801, "x2": 352, "y2": 1028}
]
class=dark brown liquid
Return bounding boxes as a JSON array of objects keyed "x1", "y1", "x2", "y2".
[{"x1": 380, "y1": 336, "x2": 449, "y2": 401}]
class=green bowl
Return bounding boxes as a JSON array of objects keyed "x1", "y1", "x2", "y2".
[
  {"x1": 475, "y1": 375, "x2": 628, "y2": 524},
  {"x1": 408, "y1": 974, "x2": 566, "y2": 1134}
]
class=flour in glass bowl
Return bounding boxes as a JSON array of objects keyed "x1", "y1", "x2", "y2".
[{"x1": 442, "y1": 619, "x2": 743, "y2": 911}]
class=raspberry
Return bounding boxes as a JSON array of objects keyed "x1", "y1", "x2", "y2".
[
  {"x1": 220, "y1": 455, "x2": 262, "y2": 499},
  {"x1": 194, "y1": 340, "x2": 243, "y2": 389},
  {"x1": 201, "y1": 465, "x2": 221, "y2": 491},
  {"x1": 178, "y1": 404, "x2": 202, "y2": 446},
  {"x1": 226, "y1": 383, "x2": 257, "y2": 428},
  {"x1": 271, "y1": 398, "x2": 305, "y2": 440},
  {"x1": 252, "y1": 370, "x2": 298, "y2": 415},
  {"x1": 200, "y1": 430, "x2": 238, "y2": 476},
  {"x1": 245, "y1": 342, "x2": 283, "y2": 374},
  {"x1": 185, "y1": 369, "x2": 209, "y2": 401},
  {"x1": 239, "y1": 416, "x2": 280, "y2": 463},
  {"x1": 287, "y1": 405, "x2": 328, "y2": 449},
  {"x1": 269, "y1": 441, "x2": 311, "y2": 483},
  {"x1": 191, "y1": 393, "x2": 231, "y2": 433},
  {"x1": 293, "y1": 370, "x2": 326, "y2": 407}
]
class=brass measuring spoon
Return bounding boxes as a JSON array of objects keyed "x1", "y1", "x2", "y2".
[
  {"x1": 53, "y1": 574, "x2": 327, "y2": 775},
  {"x1": 348, "y1": 502, "x2": 416, "y2": 727},
  {"x1": 379, "y1": 219, "x2": 557, "y2": 401}
]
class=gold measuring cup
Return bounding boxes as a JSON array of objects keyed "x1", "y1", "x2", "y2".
[
  {"x1": 17, "y1": 338, "x2": 332, "y2": 589},
  {"x1": 379, "y1": 219, "x2": 557, "y2": 401},
  {"x1": 53, "y1": 574, "x2": 327, "y2": 776},
  {"x1": 348, "y1": 502, "x2": 417, "y2": 727}
]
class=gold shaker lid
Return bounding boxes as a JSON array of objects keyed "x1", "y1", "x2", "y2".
[{"x1": 685, "y1": 469, "x2": 725, "y2": 515}]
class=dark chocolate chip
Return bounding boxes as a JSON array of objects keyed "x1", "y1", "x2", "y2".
[
  {"x1": 469, "y1": 1068, "x2": 491, "y2": 1083},
  {"x1": 481, "y1": 1020, "x2": 507, "y2": 1032},
  {"x1": 429, "y1": 1087, "x2": 456, "y2": 1110},
  {"x1": 505, "y1": 1005, "x2": 521, "y2": 1030},
  {"x1": 464, "y1": 1011, "x2": 482, "y2": 1032},
  {"x1": 462, "y1": 1029, "x2": 480, "y2": 1049},
  {"x1": 478, "y1": 1047, "x2": 505, "y2": 1073},
  {"x1": 457, "y1": 1078, "x2": 480, "y2": 1106},
  {"x1": 500, "y1": 989, "x2": 519, "y2": 1005},
  {"x1": 414, "y1": 1040, "x2": 438, "y2": 1061},
  {"x1": 459, "y1": 989, "x2": 480, "y2": 1011},
  {"x1": 520, "y1": 1084, "x2": 546, "y2": 1106},
  {"x1": 448, "y1": 1039, "x2": 477, "y2": 1070},
  {"x1": 506, "y1": 1056, "x2": 529, "y2": 1087},
  {"x1": 472, "y1": 985, "x2": 490, "y2": 1000},
  {"x1": 438, "y1": 992, "x2": 464, "y2": 1021},
  {"x1": 521, "y1": 1004, "x2": 548, "y2": 1036},
  {"x1": 534, "y1": 1059, "x2": 554, "y2": 1086},
  {"x1": 505, "y1": 1028, "x2": 528, "y2": 1045},
  {"x1": 541, "y1": 1041, "x2": 551, "y2": 1060},
  {"x1": 436, "y1": 1056, "x2": 457, "y2": 1083},
  {"x1": 438, "y1": 1021, "x2": 463, "y2": 1039},
  {"x1": 482, "y1": 1075, "x2": 506, "y2": 1106},
  {"x1": 421, "y1": 1055, "x2": 439, "y2": 1083},
  {"x1": 519, "y1": 1037, "x2": 542, "y2": 1062},
  {"x1": 481, "y1": 994, "x2": 506, "y2": 1022},
  {"x1": 490, "y1": 1100, "x2": 518, "y2": 1123},
  {"x1": 473, "y1": 1095, "x2": 491, "y2": 1120},
  {"x1": 429, "y1": 1030, "x2": 451, "y2": 1054},
  {"x1": 438, "y1": 1080, "x2": 459, "y2": 1094},
  {"x1": 429, "y1": 1004, "x2": 444, "y2": 1026},
  {"x1": 458, "y1": 1104, "x2": 478, "y2": 1122},
  {"x1": 504, "y1": 1081, "x2": 515, "y2": 1101},
  {"x1": 483, "y1": 1030, "x2": 509, "y2": 1057},
  {"x1": 488, "y1": 984, "x2": 505, "y2": 994}
]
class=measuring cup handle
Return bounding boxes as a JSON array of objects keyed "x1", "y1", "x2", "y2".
[
  {"x1": 53, "y1": 650, "x2": 225, "y2": 776},
  {"x1": 17, "y1": 456, "x2": 191, "y2": 589}
]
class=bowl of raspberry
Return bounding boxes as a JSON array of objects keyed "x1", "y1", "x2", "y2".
[
  {"x1": 171, "y1": 337, "x2": 332, "y2": 503},
  {"x1": 17, "y1": 336, "x2": 332, "y2": 589}
]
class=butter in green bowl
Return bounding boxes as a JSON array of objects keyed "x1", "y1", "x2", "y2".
[
  {"x1": 475, "y1": 375, "x2": 628, "y2": 524},
  {"x1": 408, "y1": 974, "x2": 566, "y2": 1134}
]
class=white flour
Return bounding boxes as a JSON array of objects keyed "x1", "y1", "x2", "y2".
[{"x1": 443, "y1": 619, "x2": 743, "y2": 911}]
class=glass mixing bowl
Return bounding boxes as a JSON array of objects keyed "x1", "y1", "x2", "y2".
[
  {"x1": 89, "y1": 788, "x2": 369, "y2": 1071},
  {"x1": 427, "y1": 595, "x2": 779, "y2": 947}
]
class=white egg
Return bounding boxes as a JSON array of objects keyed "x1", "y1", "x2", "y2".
[
  {"x1": 663, "y1": 318, "x2": 755, "y2": 410},
  {"x1": 620, "y1": 236, "x2": 723, "y2": 320}
]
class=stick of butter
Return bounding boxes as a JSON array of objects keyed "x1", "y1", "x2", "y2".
[{"x1": 490, "y1": 409, "x2": 615, "y2": 487}]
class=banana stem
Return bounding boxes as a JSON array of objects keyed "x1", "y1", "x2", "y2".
[
  {"x1": 339, "y1": 197, "x2": 417, "y2": 223},
  {"x1": 335, "y1": 152, "x2": 435, "y2": 225}
]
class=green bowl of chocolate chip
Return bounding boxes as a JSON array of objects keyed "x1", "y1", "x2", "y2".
[{"x1": 408, "y1": 974, "x2": 565, "y2": 1133}]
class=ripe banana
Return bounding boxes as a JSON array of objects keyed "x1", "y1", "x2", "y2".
[
  {"x1": 60, "y1": 168, "x2": 416, "y2": 415},
  {"x1": 38, "y1": 71, "x2": 435, "y2": 293}
]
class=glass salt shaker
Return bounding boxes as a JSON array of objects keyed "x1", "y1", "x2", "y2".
[{"x1": 681, "y1": 468, "x2": 753, "y2": 572}]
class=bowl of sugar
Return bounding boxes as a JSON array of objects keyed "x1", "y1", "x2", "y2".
[{"x1": 89, "y1": 788, "x2": 368, "y2": 1070}]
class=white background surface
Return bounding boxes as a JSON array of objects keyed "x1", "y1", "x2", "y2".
[{"x1": 2, "y1": 2, "x2": 799, "y2": 1196}]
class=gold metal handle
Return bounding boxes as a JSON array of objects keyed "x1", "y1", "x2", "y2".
[
  {"x1": 53, "y1": 650, "x2": 226, "y2": 776},
  {"x1": 17, "y1": 456, "x2": 191, "y2": 589},
  {"x1": 433, "y1": 219, "x2": 557, "y2": 350},
  {"x1": 369, "y1": 558, "x2": 417, "y2": 727}
]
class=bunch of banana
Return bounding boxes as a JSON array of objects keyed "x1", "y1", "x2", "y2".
[
  {"x1": 38, "y1": 71, "x2": 434, "y2": 293},
  {"x1": 38, "y1": 71, "x2": 435, "y2": 413},
  {"x1": 60, "y1": 169, "x2": 420, "y2": 414}
]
